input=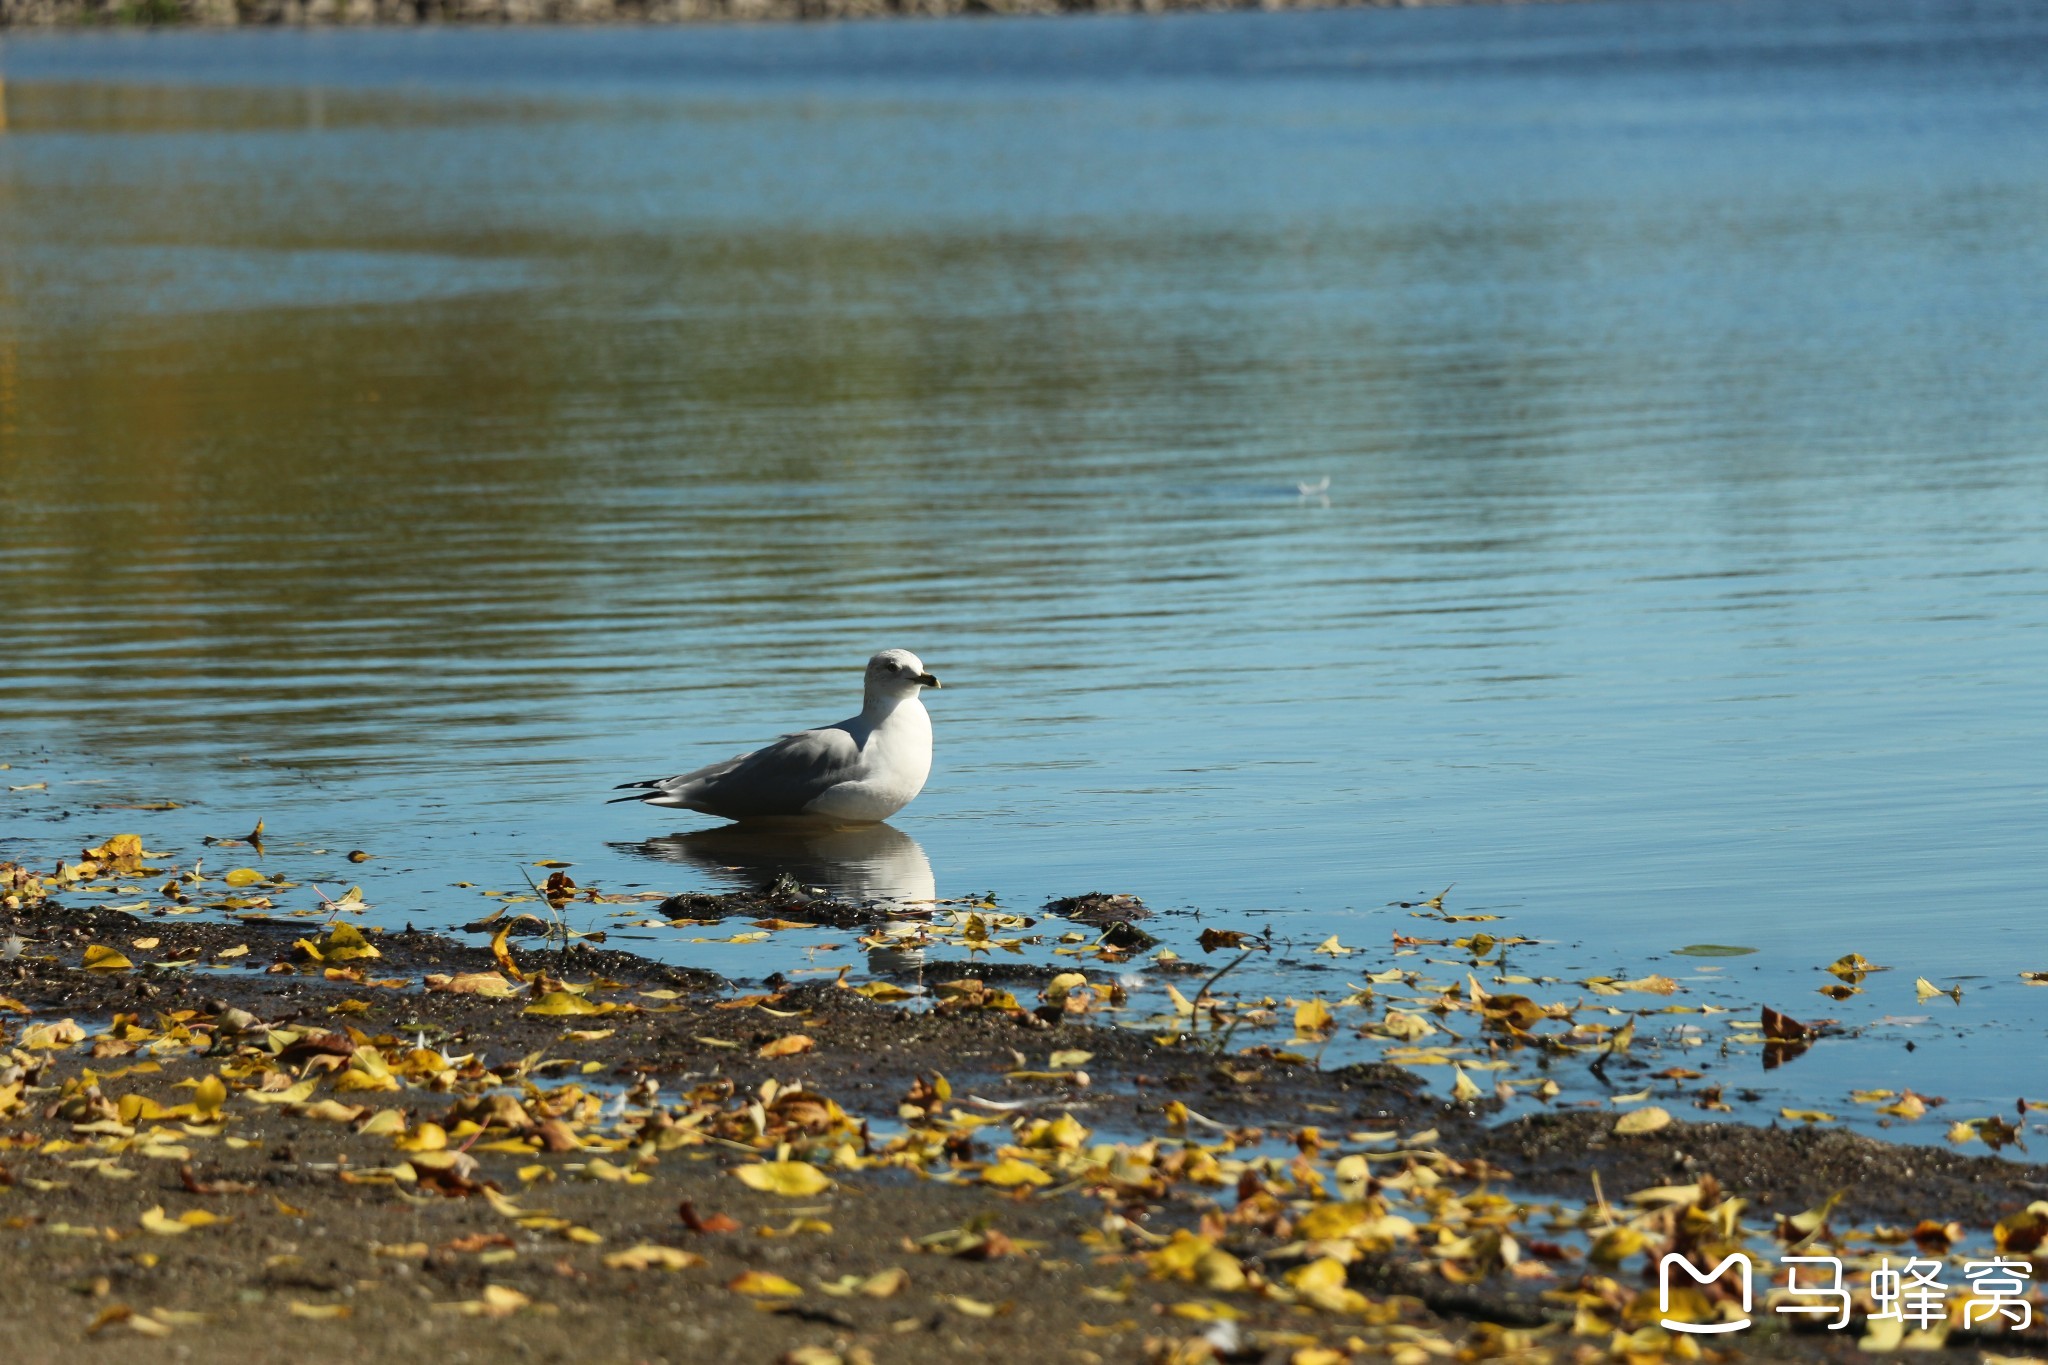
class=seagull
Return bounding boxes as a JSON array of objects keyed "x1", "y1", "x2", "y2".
[{"x1": 611, "y1": 649, "x2": 941, "y2": 824}]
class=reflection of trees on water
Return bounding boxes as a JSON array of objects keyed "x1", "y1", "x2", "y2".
[{"x1": 7, "y1": 79, "x2": 1699, "y2": 760}]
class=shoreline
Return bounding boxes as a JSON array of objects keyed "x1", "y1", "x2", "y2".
[
  {"x1": 2, "y1": 0, "x2": 1540, "y2": 31},
  {"x1": 5, "y1": 847, "x2": 2048, "y2": 1360}
]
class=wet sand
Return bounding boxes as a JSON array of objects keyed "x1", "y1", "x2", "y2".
[{"x1": 4, "y1": 866, "x2": 2047, "y2": 1363}]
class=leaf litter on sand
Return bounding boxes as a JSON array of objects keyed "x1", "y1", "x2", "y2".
[{"x1": 4, "y1": 833, "x2": 2046, "y2": 1362}]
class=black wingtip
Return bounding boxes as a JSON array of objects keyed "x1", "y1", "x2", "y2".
[{"x1": 605, "y1": 792, "x2": 651, "y2": 805}]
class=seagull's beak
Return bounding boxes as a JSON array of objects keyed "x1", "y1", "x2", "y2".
[{"x1": 916, "y1": 672, "x2": 940, "y2": 688}]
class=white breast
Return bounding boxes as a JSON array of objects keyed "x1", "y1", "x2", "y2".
[{"x1": 803, "y1": 698, "x2": 932, "y2": 823}]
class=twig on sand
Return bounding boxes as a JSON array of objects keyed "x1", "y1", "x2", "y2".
[{"x1": 1194, "y1": 948, "x2": 1256, "y2": 1053}]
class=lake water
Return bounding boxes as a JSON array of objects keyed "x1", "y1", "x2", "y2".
[{"x1": 3, "y1": 0, "x2": 2047, "y2": 1130}]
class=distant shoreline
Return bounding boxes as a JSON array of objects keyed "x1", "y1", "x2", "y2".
[{"x1": 1, "y1": 0, "x2": 1554, "y2": 31}]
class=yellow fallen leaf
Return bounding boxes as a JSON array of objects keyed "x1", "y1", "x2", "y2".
[
  {"x1": 981, "y1": 1158, "x2": 1054, "y2": 1188},
  {"x1": 139, "y1": 1206, "x2": 219, "y2": 1236},
  {"x1": 1043, "y1": 971, "x2": 1089, "y2": 1002},
  {"x1": 733, "y1": 1160, "x2": 832, "y2": 1196},
  {"x1": 1879, "y1": 1091, "x2": 1929, "y2": 1120},
  {"x1": 728, "y1": 1270, "x2": 804, "y2": 1297},
  {"x1": 82, "y1": 945, "x2": 133, "y2": 972},
  {"x1": 245, "y1": 1079, "x2": 319, "y2": 1106},
  {"x1": 1779, "y1": 1108, "x2": 1836, "y2": 1124},
  {"x1": 287, "y1": 1302, "x2": 351, "y2": 1320},
  {"x1": 580, "y1": 1157, "x2": 651, "y2": 1185},
  {"x1": 1167, "y1": 1301, "x2": 1244, "y2": 1323},
  {"x1": 426, "y1": 971, "x2": 519, "y2": 998},
  {"x1": 307, "y1": 922, "x2": 380, "y2": 963},
  {"x1": 369, "y1": 1242, "x2": 429, "y2": 1260},
  {"x1": 1312, "y1": 935, "x2": 1351, "y2": 956},
  {"x1": 1613, "y1": 1106, "x2": 1672, "y2": 1136},
  {"x1": 435, "y1": 1285, "x2": 529, "y2": 1318},
  {"x1": 394, "y1": 1125, "x2": 450, "y2": 1156},
  {"x1": 190, "y1": 1075, "x2": 227, "y2": 1119},
  {"x1": 1288, "y1": 1257, "x2": 1348, "y2": 1292},
  {"x1": 757, "y1": 1033, "x2": 815, "y2": 1058},
  {"x1": 818, "y1": 1267, "x2": 908, "y2": 1299},
  {"x1": 294, "y1": 1100, "x2": 366, "y2": 1124},
  {"x1": 762, "y1": 1217, "x2": 831, "y2": 1237},
  {"x1": 356, "y1": 1108, "x2": 406, "y2": 1139},
  {"x1": 224, "y1": 868, "x2": 263, "y2": 887},
  {"x1": 603, "y1": 1244, "x2": 705, "y2": 1271},
  {"x1": 1374, "y1": 1009, "x2": 1436, "y2": 1041},
  {"x1": 523, "y1": 991, "x2": 606, "y2": 1016},
  {"x1": 1294, "y1": 999, "x2": 1335, "y2": 1035},
  {"x1": 490, "y1": 924, "x2": 524, "y2": 982}
]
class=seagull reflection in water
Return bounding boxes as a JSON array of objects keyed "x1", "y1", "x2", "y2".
[{"x1": 615, "y1": 821, "x2": 935, "y2": 976}]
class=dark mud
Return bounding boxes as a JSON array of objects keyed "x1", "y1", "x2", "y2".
[
  {"x1": 5, "y1": 889, "x2": 2048, "y2": 1362},
  {"x1": 1, "y1": 893, "x2": 1435, "y2": 1136},
  {"x1": 1471, "y1": 1109, "x2": 2048, "y2": 1227}
]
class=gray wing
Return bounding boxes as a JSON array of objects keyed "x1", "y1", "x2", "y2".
[{"x1": 631, "y1": 725, "x2": 866, "y2": 819}]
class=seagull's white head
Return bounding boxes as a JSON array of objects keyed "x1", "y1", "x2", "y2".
[{"x1": 865, "y1": 648, "x2": 940, "y2": 701}]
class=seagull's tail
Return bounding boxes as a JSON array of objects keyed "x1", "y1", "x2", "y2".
[
  {"x1": 608, "y1": 777, "x2": 668, "y2": 806},
  {"x1": 609, "y1": 777, "x2": 697, "y2": 809}
]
